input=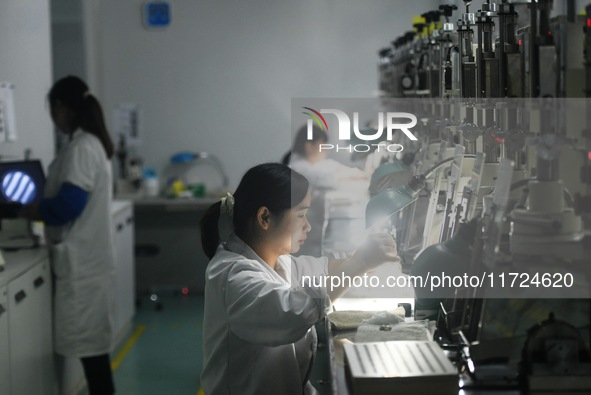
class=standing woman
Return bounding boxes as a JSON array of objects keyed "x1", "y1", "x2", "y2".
[
  {"x1": 200, "y1": 163, "x2": 398, "y2": 394},
  {"x1": 21, "y1": 75, "x2": 116, "y2": 394},
  {"x1": 282, "y1": 125, "x2": 369, "y2": 257},
  {"x1": 282, "y1": 125, "x2": 368, "y2": 190}
]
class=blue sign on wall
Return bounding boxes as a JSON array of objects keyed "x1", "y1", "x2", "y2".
[{"x1": 144, "y1": 2, "x2": 171, "y2": 28}]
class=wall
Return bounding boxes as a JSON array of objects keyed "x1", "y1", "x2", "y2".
[
  {"x1": 0, "y1": 0, "x2": 54, "y2": 169},
  {"x1": 85, "y1": 0, "x2": 440, "y2": 189},
  {"x1": 51, "y1": 0, "x2": 86, "y2": 81}
]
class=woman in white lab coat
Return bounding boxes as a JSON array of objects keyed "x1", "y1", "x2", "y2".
[
  {"x1": 21, "y1": 76, "x2": 116, "y2": 394},
  {"x1": 283, "y1": 125, "x2": 369, "y2": 257},
  {"x1": 199, "y1": 163, "x2": 398, "y2": 395},
  {"x1": 282, "y1": 125, "x2": 368, "y2": 190}
]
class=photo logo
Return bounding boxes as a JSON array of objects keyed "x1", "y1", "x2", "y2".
[
  {"x1": 302, "y1": 107, "x2": 418, "y2": 153},
  {"x1": 302, "y1": 107, "x2": 328, "y2": 133}
]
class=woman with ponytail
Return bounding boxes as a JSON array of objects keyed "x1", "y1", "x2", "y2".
[
  {"x1": 200, "y1": 163, "x2": 400, "y2": 395},
  {"x1": 20, "y1": 75, "x2": 116, "y2": 394}
]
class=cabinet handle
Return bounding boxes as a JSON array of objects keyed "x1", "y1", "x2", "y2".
[
  {"x1": 0, "y1": 304, "x2": 5, "y2": 316},
  {"x1": 15, "y1": 290, "x2": 26, "y2": 303},
  {"x1": 135, "y1": 244, "x2": 160, "y2": 257},
  {"x1": 126, "y1": 216, "x2": 133, "y2": 225},
  {"x1": 117, "y1": 223, "x2": 124, "y2": 232},
  {"x1": 34, "y1": 276, "x2": 45, "y2": 288}
]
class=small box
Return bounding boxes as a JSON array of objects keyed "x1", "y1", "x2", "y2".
[{"x1": 344, "y1": 341, "x2": 458, "y2": 394}]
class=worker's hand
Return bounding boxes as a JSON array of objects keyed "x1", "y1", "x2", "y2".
[{"x1": 348, "y1": 233, "x2": 400, "y2": 274}]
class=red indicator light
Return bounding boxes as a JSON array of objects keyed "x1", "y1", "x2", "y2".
[
  {"x1": 587, "y1": 18, "x2": 591, "y2": 28},
  {"x1": 588, "y1": 151, "x2": 591, "y2": 161},
  {"x1": 547, "y1": 31, "x2": 552, "y2": 37},
  {"x1": 182, "y1": 287, "x2": 189, "y2": 295},
  {"x1": 518, "y1": 39, "x2": 522, "y2": 46}
]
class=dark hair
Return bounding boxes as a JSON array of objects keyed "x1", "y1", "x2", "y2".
[
  {"x1": 48, "y1": 75, "x2": 115, "y2": 158},
  {"x1": 281, "y1": 124, "x2": 328, "y2": 165},
  {"x1": 200, "y1": 163, "x2": 309, "y2": 259}
]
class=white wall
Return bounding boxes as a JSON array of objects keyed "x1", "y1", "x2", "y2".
[
  {"x1": 51, "y1": 0, "x2": 85, "y2": 81},
  {"x1": 0, "y1": 0, "x2": 54, "y2": 169},
  {"x1": 87, "y1": 0, "x2": 439, "y2": 188}
]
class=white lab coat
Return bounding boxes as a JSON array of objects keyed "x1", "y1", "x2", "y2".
[
  {"x1": 44, "y1": 130, "x2": 115, "y2": 357},
  {"x1": 289, "y1": 154, "x2": 367, "y2": 191},
  {"x1": 289, "y1": 155, "x2": 369, "y2": 257},
  {"x1": 201, "y1": 234, "x2": 331, "y2": 395}
]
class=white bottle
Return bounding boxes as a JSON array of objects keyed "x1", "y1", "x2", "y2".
[{"x1": 144, "y1": 177, "x2": 160, "y2": 197}]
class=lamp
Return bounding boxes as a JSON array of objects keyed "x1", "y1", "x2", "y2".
[
  {"x1": 350, "y1": 127, "x2": 418, "y2": 195},
  {"x1": 364, "y1": 152, "x2": 479, "y2": 320},
  {"x1": 369, "y1": 158, "x2": 413, "y2": 196},
  {"x1": 365, "y1": 174, "x2": 426, "y2": 229},
  {"x1": 365, "y1": 155, "x2": 461, "y2": 229}
]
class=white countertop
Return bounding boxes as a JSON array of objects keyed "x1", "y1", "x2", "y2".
[
  {"x1": 112, "y1": 199, "x2": 132, "y2": 215},
  {"x1": 0, "y1": 199, "x2": 131, "y2": 288},
  {"x1": 115, "y1": 195, "x2": 218, "y2": 210}
]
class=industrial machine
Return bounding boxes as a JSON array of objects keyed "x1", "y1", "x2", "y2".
[{"x1": 362, "y1": 1, "x2": 591, "y2": 393}]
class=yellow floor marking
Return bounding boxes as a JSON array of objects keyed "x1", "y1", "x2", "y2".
[{"x1": 111, "y1": 325, "x2": 146, "y2": 371}]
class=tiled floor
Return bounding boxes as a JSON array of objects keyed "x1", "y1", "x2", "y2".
[{"x1": 111, "y1": 292, "x2": 204, "y2": 395}]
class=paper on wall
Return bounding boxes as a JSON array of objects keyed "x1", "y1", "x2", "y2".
[
  {"x1": 113, "y1": 103, "x2": 141, "y2": 146},
  {"x1": 0, "y1": 82, "x2": 17, "y2": 142}
]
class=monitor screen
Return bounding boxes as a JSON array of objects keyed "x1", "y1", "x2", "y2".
[{"x1": 0, "y1": 160, "x2": 45, "y2": 205}]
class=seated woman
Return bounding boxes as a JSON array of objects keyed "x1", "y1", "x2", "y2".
[{"x1": 200, "y1": 163, "x2": 398, "y2": 395}]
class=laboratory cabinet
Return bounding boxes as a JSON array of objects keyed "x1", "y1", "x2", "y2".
[
  {"x1": 0, "y1": 202, "x2": 135, "y2": 395},
  {"x1": 112, "y1": 200, "x2": 135, "y2": 339},
  {"x1": 4, "y1": 258, "x2": 54, "y2": 395},
  {"x1": 0, "y1": 285, "x2": 9, "y2": 394}
]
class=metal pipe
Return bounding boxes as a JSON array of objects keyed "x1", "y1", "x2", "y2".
[
  {"x1": 530, "y1": 1, "x2": 539, "y2": 97},
  {"x1": 566, "y1": 0, "x2": 575, "y2": 23},
  {"x1": 423, "y1": 154, "x2": 476, "y2": 179}
]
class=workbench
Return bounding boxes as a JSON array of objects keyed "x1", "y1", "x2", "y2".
[{"x1": 311, "y1": 298, "x2": 523, "y2": 395}]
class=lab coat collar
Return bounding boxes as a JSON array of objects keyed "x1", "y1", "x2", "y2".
[
  {"x1": 70, "y1": 129, "x2": 85, "y2": 141},
  {"x1": 223, "y1": 233, "x2": 289, "y2": 281}
]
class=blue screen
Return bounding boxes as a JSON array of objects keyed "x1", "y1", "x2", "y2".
[{"x1": 0, "y1": 161, "x2": 45, "y2": 205}]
